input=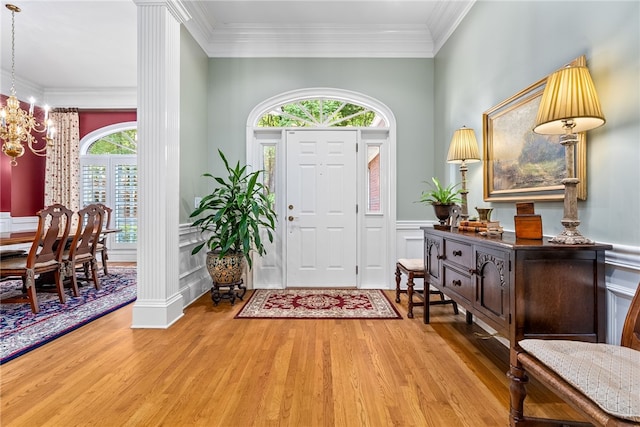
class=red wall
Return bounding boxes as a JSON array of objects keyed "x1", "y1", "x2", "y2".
[
  {"x1": 0, "y1": 101, "x2": 136, "y2": 216},
  {"x1": 0, "y1": 147, "x2": 13, "y2": 211},
  {"x1": 0, "y1": 94, "x2": 47, "y2": 216},
  {"x1": 79, "y1": 110, "x2": 137, "y2": 139}
]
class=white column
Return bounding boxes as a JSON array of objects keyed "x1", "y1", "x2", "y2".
[{"x1": 132, "y1": 0, "x2": 190, "y2": 328}]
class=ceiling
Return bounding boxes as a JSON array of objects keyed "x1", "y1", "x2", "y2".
[{"x1": 1, "y1": 0, "x2": 474, "y2": 102}]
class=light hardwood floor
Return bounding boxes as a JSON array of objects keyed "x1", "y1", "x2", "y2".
[{"x1": 0, "y1": 283, "x2": 585, "y2": 426}]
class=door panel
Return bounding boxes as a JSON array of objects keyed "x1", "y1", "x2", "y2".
[{"x1": 286, "y1": 130, "x2": 357, "y2": 287}]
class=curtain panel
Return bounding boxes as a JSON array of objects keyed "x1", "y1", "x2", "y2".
[{"x1": 45, "y1": 108, "x2": 80, "y2": 213}]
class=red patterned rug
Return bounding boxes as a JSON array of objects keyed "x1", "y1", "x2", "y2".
[{"x1": 235, "y1": 289, "x2": 401, "y2": 319}]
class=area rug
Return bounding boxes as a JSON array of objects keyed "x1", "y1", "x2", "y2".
[
  {"x1": 235, "y1": 289, "x2": 402, "y2": 319},
  {"x1": 0, "y1": 267, "x2": 137, "y2": 364}
]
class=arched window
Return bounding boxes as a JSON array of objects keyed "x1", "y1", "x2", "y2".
[
  {"x1": 257, "y1": 98, "x2": 388, "y2": 128},
  {"x1": 80, "y1": 122, "x2": 137, "y2": 246}
]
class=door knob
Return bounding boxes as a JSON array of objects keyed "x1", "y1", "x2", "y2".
[{"x1": 288, "y1": 216, "x2": 294, "y2": 221}]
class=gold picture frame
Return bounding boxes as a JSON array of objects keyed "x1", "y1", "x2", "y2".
[{"x1": 482, "y1": 56, "x2": 587, "y2": 202}]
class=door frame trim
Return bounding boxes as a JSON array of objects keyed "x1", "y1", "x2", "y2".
[{"x1": 246, "y1": 88, "x2": 397, "y2": 289}]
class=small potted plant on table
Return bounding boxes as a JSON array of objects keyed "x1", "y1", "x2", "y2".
[{"x1": 418, "y1": 177, "x2": 462, "y2": 230}]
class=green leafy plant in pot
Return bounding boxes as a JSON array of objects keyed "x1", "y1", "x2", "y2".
[
  {"x1": 418, "y1": 177, "x2": 462, "y2": 228},
  {"x1": 190, "y1": 149, "x2": 277, "y2": 284}
]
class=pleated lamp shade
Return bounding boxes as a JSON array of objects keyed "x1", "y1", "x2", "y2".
[
  {"x1": 447, "y1": 126, "x2": 480, "y2": 163},
  {"x1": 534, "y1": 65, "x2": 605, "y2": 135}
]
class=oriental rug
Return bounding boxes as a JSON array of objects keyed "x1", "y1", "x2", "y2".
[
  {"x1": 0, "y1": 267, "x2": 137, "y2": 364},
  {"x1": 235, "y1": 289, "x2": 402, "y2": 319}
]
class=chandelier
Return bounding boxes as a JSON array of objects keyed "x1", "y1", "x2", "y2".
[{"x1": 1, "y1": 4, "x2": 55, "y2": 166}]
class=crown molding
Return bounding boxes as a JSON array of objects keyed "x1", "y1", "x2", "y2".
[
  {"x1": 181, "y1": 1, "x2": 475, "y2": 58},
  {"x1": 44, "y1": 87, "x2": 137, "y2": 109},
  {"x1": 189, "y1": 23, "x2": 436, "y2": 58},
  {"x1": 430, "y1": 0, "x2": 476, "y2": 53}
]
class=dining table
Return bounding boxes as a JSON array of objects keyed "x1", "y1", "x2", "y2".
[{"x1": 0, "y1": 228, "x2": 122, "y2": 246}]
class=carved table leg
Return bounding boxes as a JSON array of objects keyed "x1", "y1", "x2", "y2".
[
  {"x1": 424, "y1": 284, "x2": 430, "y2": 324},
  {"x1": 395, "y1": 264, "x2": 402, "y2": 303},
  {"x1": 407, "y1": 271, "x2": 415, "y2": 319},
  {"x1": 507, "y1": 363, "x2": 529, "y2": 426}
]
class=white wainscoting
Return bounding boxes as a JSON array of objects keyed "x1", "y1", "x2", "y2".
[
  {"x1": 2, "y1": 214, "x2": 38, "y2": 232},
  {"x1": 4, "y1": 216, "x2": 637, "y2": 335},
  {"x1": 0, "y1": 212, "x2": 11, "y2": 232},
  {"x1": 179, "y1": 224, "x2": 211, "y2": 307},
  {"x1": 395, "y1": 220, "x2": 434, "y2": 291}
]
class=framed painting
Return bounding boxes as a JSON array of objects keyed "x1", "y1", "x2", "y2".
[{"x1": 482, "y1": 57, "x2": 587, "y2": 202}]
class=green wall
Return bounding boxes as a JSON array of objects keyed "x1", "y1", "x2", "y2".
[
  {"x1": 190, "y1": 1, "x2": 640, "y2": 246},
  {"x1": 207, "y1": 58, "x2": 435, "y2": 220},
  {"x1": 179, "y1": 26, "x2": 209, "y2": 222},
  {"x1": 435, "y1": 1, "x2": 640, "y2": 246}
]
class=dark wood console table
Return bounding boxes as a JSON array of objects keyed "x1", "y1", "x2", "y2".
[{"x1": 422, "y1": 227, "x2": 611, "y2": 348}]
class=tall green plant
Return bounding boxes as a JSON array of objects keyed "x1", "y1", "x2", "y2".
[{"x1": 190, "y1": 150, "x2": 277, "y2": 269}]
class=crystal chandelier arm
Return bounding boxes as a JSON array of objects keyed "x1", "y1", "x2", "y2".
[{"x1": 1, "y1": 4, "x2": 55, "y2": 165}]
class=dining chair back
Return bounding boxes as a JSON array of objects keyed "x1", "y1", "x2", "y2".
[
  {"x1": 63, "y1": 204, "x2": 104, "y2": 296},
  {"x1": 95, "y1": 203, "x2": 113, "y2": 275},
  {"x1": 0, "y1": 204, "x2": 73, "y2": 313}
]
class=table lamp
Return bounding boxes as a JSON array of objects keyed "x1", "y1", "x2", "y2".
[
  {"x1": 533, "y1": 64, "x2": 605, "y2": 244},
  {"x1": 447, "y1": 126, "x2": 481, "y2": 220}
]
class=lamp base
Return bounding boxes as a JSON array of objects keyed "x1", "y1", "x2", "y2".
[{"x1": 550, "y1": 228, "x2": 594, "y2": 245}]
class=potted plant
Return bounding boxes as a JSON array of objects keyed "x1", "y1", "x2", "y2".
[
  {"x1": 418, "y1": 177, "x2": 462, "y2": 228},
  {"x1": 190, "y1": 149, "x2": 277, "y2": 284}
]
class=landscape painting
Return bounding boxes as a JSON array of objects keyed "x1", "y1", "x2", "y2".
[{"x1": 482, "y1": 77, "x2": 586, "y2": 202}]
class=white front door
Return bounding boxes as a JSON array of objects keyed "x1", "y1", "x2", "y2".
[{"x1": 285, "y1": 130, "x2": 357, "y2": 287}]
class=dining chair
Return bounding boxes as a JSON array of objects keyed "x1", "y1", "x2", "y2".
[
  {"x1": 0, "y1": 204, "x2": 73, "y2": 314},
  {"x1": 509, "y1": 283, "x2": 640, "y2": 425},
  {"x1": 62, "y1": 204, "x2": 104, "y2": 296},
  {"x1": 94, "y1": 203, "x2": 113, "y2": 275}
]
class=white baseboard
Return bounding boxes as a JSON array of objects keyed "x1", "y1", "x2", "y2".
[{"x1": 131, "y1": 294, "x2": 185, "y2": 328}]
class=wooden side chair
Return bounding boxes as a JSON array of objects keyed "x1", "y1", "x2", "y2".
[
  {"x1": 94, "y1": 203, "x2": 113, "y2": 275},
  {"x1": 62, "y1": 204, "x2": 104, "y2": 296},
  {"x1": 509, "y1": 283, "x2": 640, "y2": 426},
  {"x1": 395, "y1": 258, "x2": 458, "y2": 322},
  {"x1": 0, "y1": 204, "x2": 73, "y2": 313}
]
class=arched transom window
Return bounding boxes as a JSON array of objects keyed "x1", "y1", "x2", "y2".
[
  {"x1": 86, "y1": 129, "x2": 137, "y2": 155},
  {"x1": 258, "y1": 98, "x2": 388, "y2": 128}
]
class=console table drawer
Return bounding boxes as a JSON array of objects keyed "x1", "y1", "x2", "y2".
[
  {"x1": 442, "y1": 266, "x2": 473, "y2": 302},
  {"x1": 445, "y1": 239, "x2": 472, "y2": 270}
]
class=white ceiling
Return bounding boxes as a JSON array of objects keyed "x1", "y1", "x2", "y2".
[{"x1": 1, "y1": 0, "x2": 474, "y2": 103}]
